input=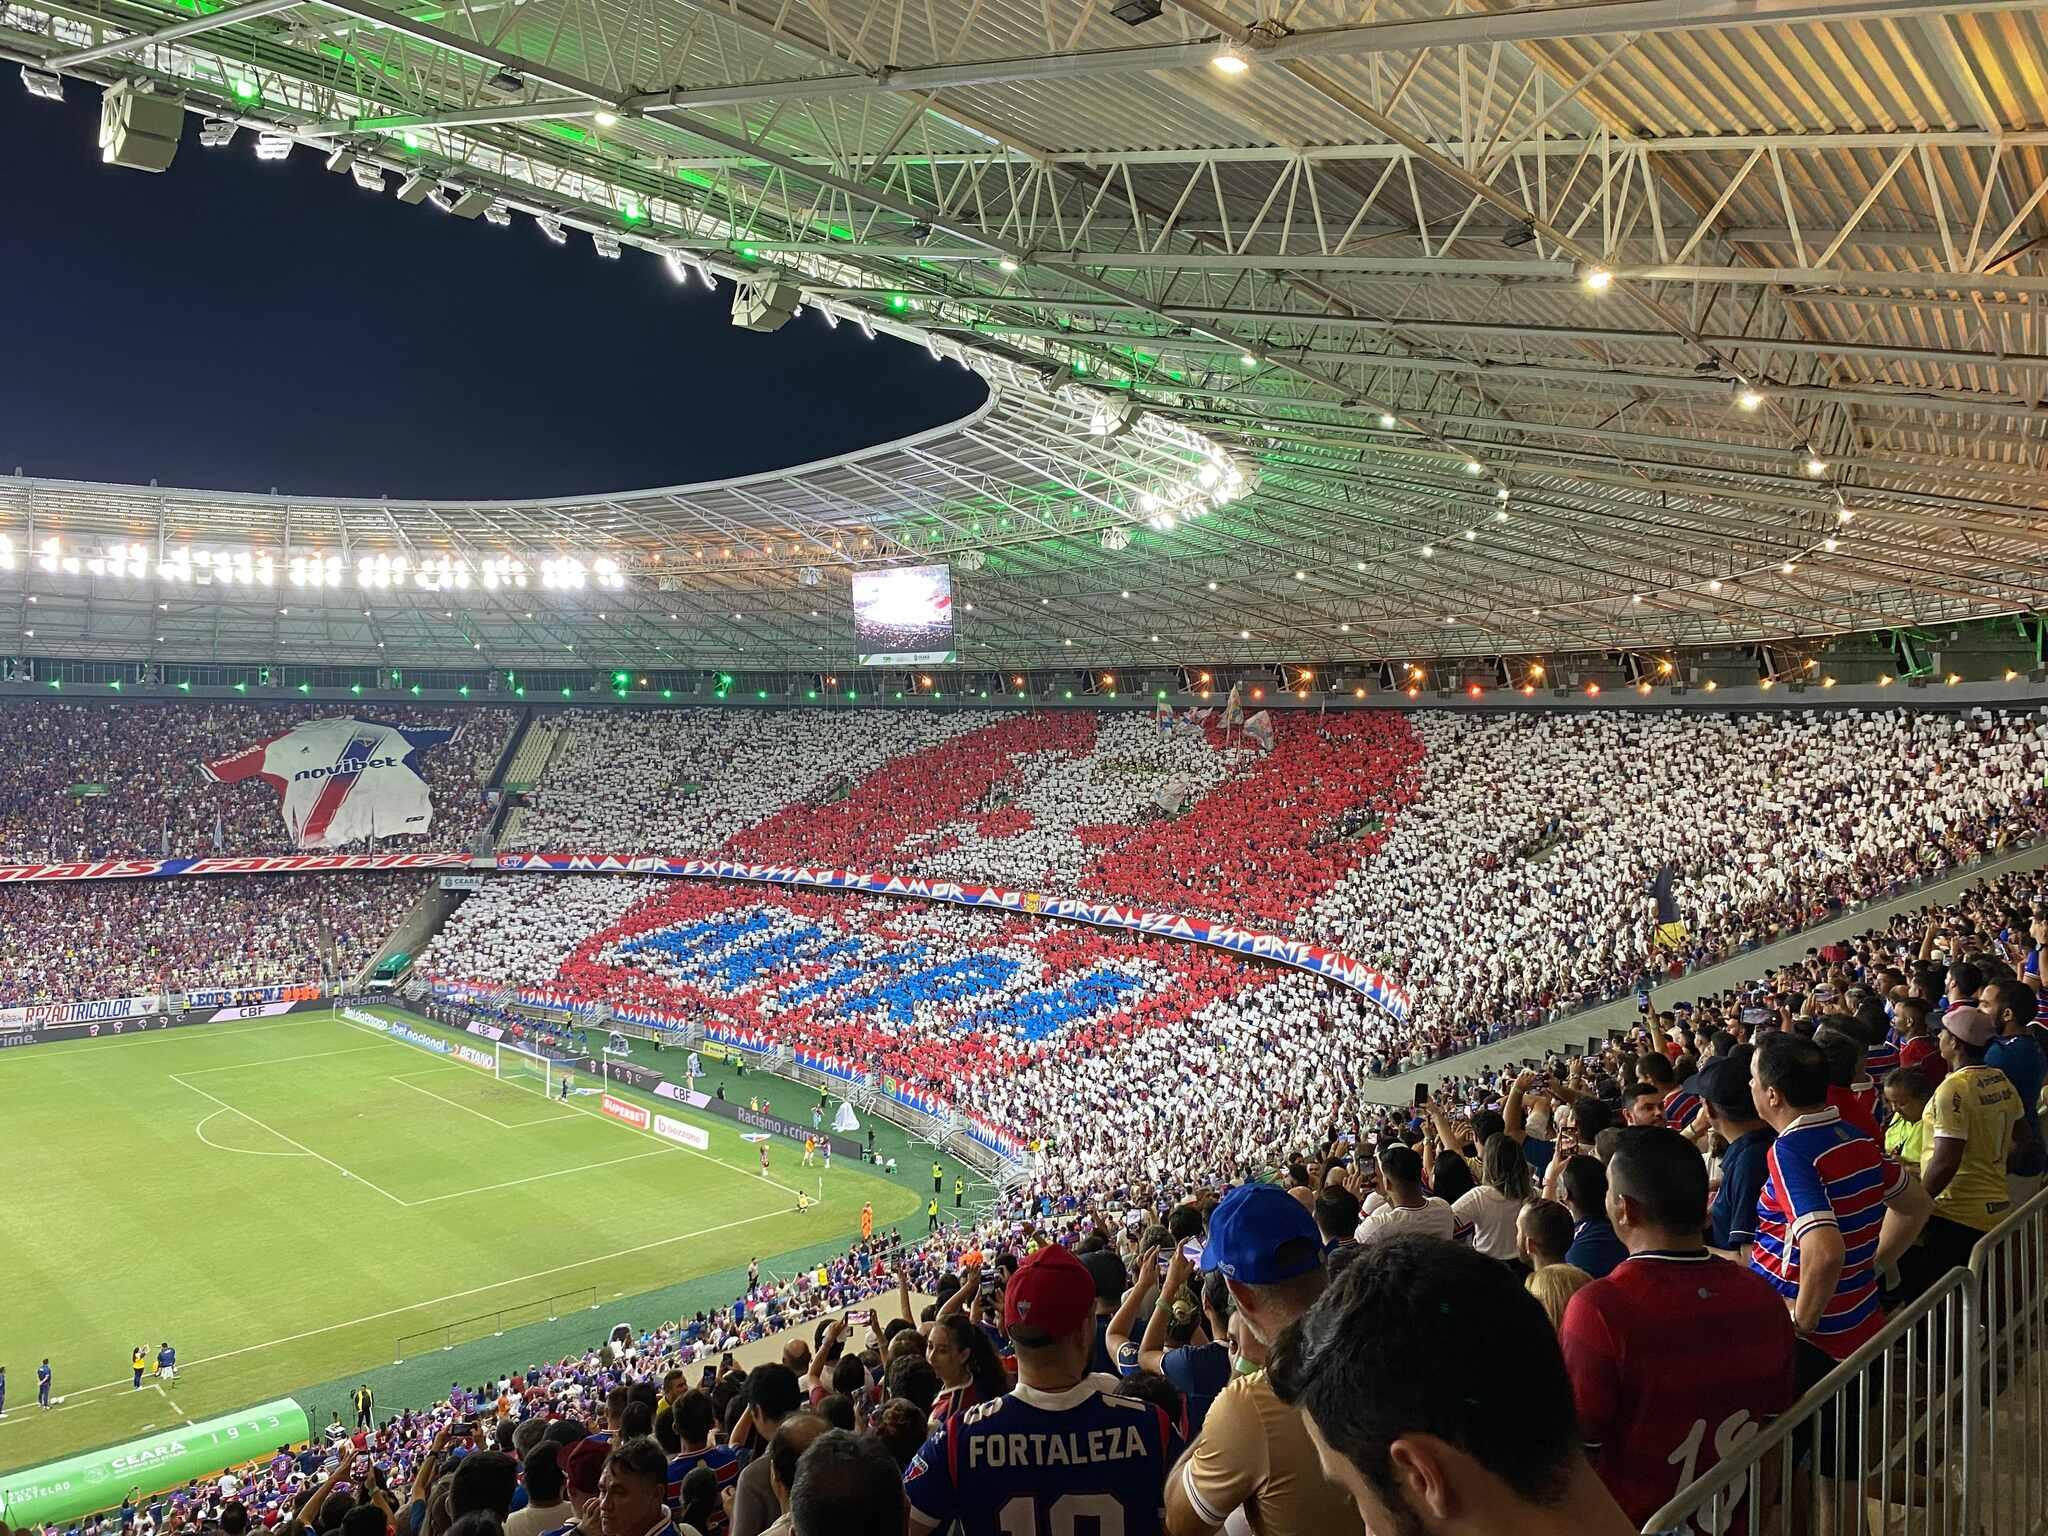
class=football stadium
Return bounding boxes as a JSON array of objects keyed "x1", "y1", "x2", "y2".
[{"x1": 6, "y1": 1, "x2": 2048, "y2": 1533}]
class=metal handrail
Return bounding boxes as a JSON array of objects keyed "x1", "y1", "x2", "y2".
[{"x1": 1639, "y1": 1267, "x2": 1975, "y2": 1536}]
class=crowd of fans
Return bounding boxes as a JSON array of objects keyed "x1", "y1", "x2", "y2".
[
  {"x1": 47, "y1": 850, "x2": 2048, "y2": 1536},
  {"x1": 18, "y1": 697, "x2": 2048, "y2": 1536},
  {"x1": 421, "y1": 707, "x2": 2048, "y2": 1201},
  {"x1": 0, "y1": 701, "x2": 513, "y2": 861},
  {"x1": 0, "y1": 873, "x2": 430, "y2": 1005},
  {"x1": 1307, "y1": 707, "x2": 2048, "y2": 1062}
]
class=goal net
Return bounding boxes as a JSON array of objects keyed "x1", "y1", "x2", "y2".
[{"x1": 495, "y1": 1040, "x2": 556, "y2": 1098}]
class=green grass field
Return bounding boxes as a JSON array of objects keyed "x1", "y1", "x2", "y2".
[{"x1": 0, "y1": 1008, "x2": 931, "y2": 1474}]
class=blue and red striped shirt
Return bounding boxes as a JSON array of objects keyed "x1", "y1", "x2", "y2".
[
  {"x1": 1750, "y1": 1107, "x2": 1908, "y2": 1359},
  {"x1": 1663, "y1": 1088, "x2": 1703, "y2": 1131}
]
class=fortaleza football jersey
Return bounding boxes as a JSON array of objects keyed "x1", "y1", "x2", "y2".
[
  {"x1": 202, "y1": 717, "x2": 455, "y2": 849},
  {"x1": 906, "y1": 1377, "x2": 1183, "y2": 1536}
]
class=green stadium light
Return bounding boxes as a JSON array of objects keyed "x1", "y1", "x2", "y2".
[
  {"x1": 894, "y1": 690, "x2": 903, "y2": 699},
  {"x1": 457, "y1": 685, "x2": 470, "y2": 697},
  {"x1": 846, "y1": 690, "x2": 857, "y2": 700},
  {"x1": 613, "y1": 671, "x2": 629, "y2": 686},
  {"x1": 108, "y1": 679, "x2": 121, "y2": 691},
  {"x1": 740, "y1": 245, "x2": 758, "y2": 259},
  {"x1": 47, "y1": 678, "x2": 60, "y2": 690},
  {"x1": 888, "y1": 293, "x2": 908, "y2": 311},
  {"x1": 409, "y1": 684, "x2": 422, "y2": 696},
  {"x1": 980, "y1": 690, "x2": 988, "y2": 698},
  {"x1": 234, "y1": 77, "x2": 258, "y2": 99},
  {"x1": 1064, "y1": 689, "x2": 1073, "y2": 699},
  {"x1": 297, "y1": 682, "x2": 311, "y2": 694},
  {"x1": 756, "y1": 689, "x2": 767, "y2": 699},
  {"x1": 178, "y1": 681, "x2": 192, "y2": 692},
  {"x1": 1157, "y1": 690, "x2": 1167, "y2": 699},
  {"x1": 514, "y1": 686, "x2": 526, "y2": 698},
  {"x1": 233, "y1": 681, "x2": 248, "y2": 693},
  {"x1": 661, "y1": 689, "x2": 673, "y2": 699},
  {"x1": 350, "y1": 684, "x2": 362, "y2": 696},
  {"x1": 806, "y1": 690, "x2": 817, "y2": 699},
  {"x1": 562, "y1": 687, "x2": 573, "y2": 698}
]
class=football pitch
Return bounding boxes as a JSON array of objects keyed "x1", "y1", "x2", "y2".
[{"x1": 0, "y1": 1008, "x2": 924, "y2": 1474}]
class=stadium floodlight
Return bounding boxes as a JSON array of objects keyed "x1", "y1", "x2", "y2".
[
  {"x1": 395, "y1": 172, "x2": 433, "y2": 204},
  {"x1": 197, "y1": 118, "x2": 236, "y2": 148},
  {"x1": 447, "y1": 185, "x2": 491, "y2": 218},
  {"x1": 591, "y1": 231, "x2": 622, "y2": 258},
  {"x1": 536, "y1": 214, "x2": 567, "y2": 244},
  {"x1": 20, "y1": 65, "x2": 63, "y2": 101},
  {"x1": 351, "y1": 159, "x2": 386, "y2": 192},
  {"x1": 324, "y1": 145, "x2": 355, "y2": 174},
  {"x1": 425, "y1": 186, "x2": 455, "y2": 213},
  {"x1": 482, "y1": 202, "x2": 512, "y2": 226}
]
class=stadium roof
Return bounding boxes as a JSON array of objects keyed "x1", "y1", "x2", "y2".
[{"x1": 5, "y1": 0, "x2": 2048, "y2": 670}]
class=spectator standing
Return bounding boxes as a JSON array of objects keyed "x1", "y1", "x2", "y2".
[
  {"x1": 1560, "y1": 1129, "x2": 1796, "y2": 1528},
  {"x1": 1354, "y1": 1146, "x2": 1463, "y2": 1244},
  {"x1": 752, "y1": 1415, "x2": 829, "y2": 1536},
  {"x1": 904, "y1": 1244, "x2": 1181, "y2": 1536},
  {"x1": 505, "y1": 1448, "x2": 573, "y2": 1536},
  {"x1": 1747, "y1": 1033, "x2": 1931, "y2": 1383},
  {"x1": 1559, "y1": 1160, "x2": 1627, "y2": 1279},
  {"x1": 597, "y1": 1440, "x2": 680, "y2": 1536},
  {"x1": 1450, "y1": 1135, "x2": 1532, "y2": 1260},
  {"x1": 1908, "y1": 1007, "x2": 2022, "y2": 1291},
  {"x1": 789, "y1": 1432, "x2": 901, "y2": 1536},
  {"x1": 1165, "y1": 1184, "x2": 1362, "y2": 1536},
  {"x1": 1268, "y1": 1236, "x2": 1639, "y2": 1536},
  {"x1": 1690, "y1": 1050, "x2": 1772, "y2": 1263},
  {"x1": 1982, "y1": 979, "x2": 2047, "y2": 1200},
  {"x1": 729, "y1": 1367, "x2": 804, "y2": 1536},
  {"x1": 1882, "y1": 1068, "x2": 1934, "y2": 1170}
]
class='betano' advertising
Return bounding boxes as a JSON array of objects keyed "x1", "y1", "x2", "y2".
[
  {"x1": 0, "y1": 1399, "x2": 310, "y2": 1528},
  {"x1": 497, "y1": 852, "x2": 1412, "y2": 1020}
]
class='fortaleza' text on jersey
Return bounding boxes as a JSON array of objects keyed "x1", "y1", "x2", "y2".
[{"x1": 202, "y1": 718, "x2": 457, "y2": 850}]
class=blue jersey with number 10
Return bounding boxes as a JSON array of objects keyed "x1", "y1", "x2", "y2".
[{"x1": 906, "y1": 1377, "x2": 1182, "y2": 1536}]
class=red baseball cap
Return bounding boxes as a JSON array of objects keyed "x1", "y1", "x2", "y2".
[
  {"x1": 564, "y1": 1438, "x2": 609, "y2": 1498},
  {"x1": 1003, "y1": 1244, "x2": 1097, "y2": 1340}
]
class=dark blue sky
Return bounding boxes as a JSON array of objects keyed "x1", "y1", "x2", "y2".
[{"x1": 0, "y1": 85, "x2": 983, "y2": 499}]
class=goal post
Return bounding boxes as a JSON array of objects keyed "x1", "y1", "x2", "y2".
[{"x1": 494, "y1": 1039, "x2": 555, "y2": 1098}]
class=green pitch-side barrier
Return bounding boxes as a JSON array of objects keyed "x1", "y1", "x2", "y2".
[{"x1": 0, "y1": 1397, "x2": 310, "y2": 1528}]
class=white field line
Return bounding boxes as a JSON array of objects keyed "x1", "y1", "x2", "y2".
[
  {"x1": 167, "y1": 1073, "x2": 409, "y2": 1208},
  {"x1": 331, "y1": 1010, "x2": 808, "y2": 1198},
  {"x1": 178, "y1": 1044, "x2": 393, "y2": 1075},
  {"x1": 403, "y1": 1146, "x2": 679, "y2": 1207},
  {"x1": 193, "y1": 1106, "x2": 310, "y2": 1158},
  {"x1": 0, "y1": 1204, "x2": 797, "y2": 1434},
  {"x1": 0, "y1": 1016, "x2": 320, "y2": 1062},
  {"x1": 386, "y1": 1068, "x2": 580, "y2": 1130}
]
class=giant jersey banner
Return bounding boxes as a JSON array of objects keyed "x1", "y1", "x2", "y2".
[
  {"x1": 496, "y1": 851, "x2": 1412, "y2": 1021},
  {"x1": 202, "y1": 717, "x2": 456, "y2": 849}
]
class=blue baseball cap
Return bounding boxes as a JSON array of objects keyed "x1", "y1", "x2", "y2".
[{"x1": 1200, "y1": 1183, "x2": 1323, "y2": 1284}]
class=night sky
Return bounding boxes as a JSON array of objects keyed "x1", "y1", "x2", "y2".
[{"x1": 0, "y1": 85, "x2": 984, "y2": 499}]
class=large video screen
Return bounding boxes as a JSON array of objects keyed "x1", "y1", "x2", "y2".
[{"x1": 852, "y1": 563, "x2": 956, "y2": 665}]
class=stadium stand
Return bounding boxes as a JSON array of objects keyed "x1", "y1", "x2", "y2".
[
  {"x1": 0, "y1": 872, "x2": 433, "y2": 1004},
  {"x1": 0, "y1": 702, "x2": 514, "y2": 860},
  {"x1": 426, "y1": 706, "x2": 2048, "y2": 1196},
  {"x1": 26, "y1": 832, "x2": 2048, "y2": 1536}
]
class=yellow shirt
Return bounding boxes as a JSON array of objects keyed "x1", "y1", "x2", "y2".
[
  {"x1": 1884, "y1": 1114, "x2": 1927, "y2": 1170},
  {"x1": 1179, "y1": 1369, "x2": 1366, "y2": 1536},
  {"x1": 1926, "y1": 1065, "x2": 2022, "y2": 1230}
]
